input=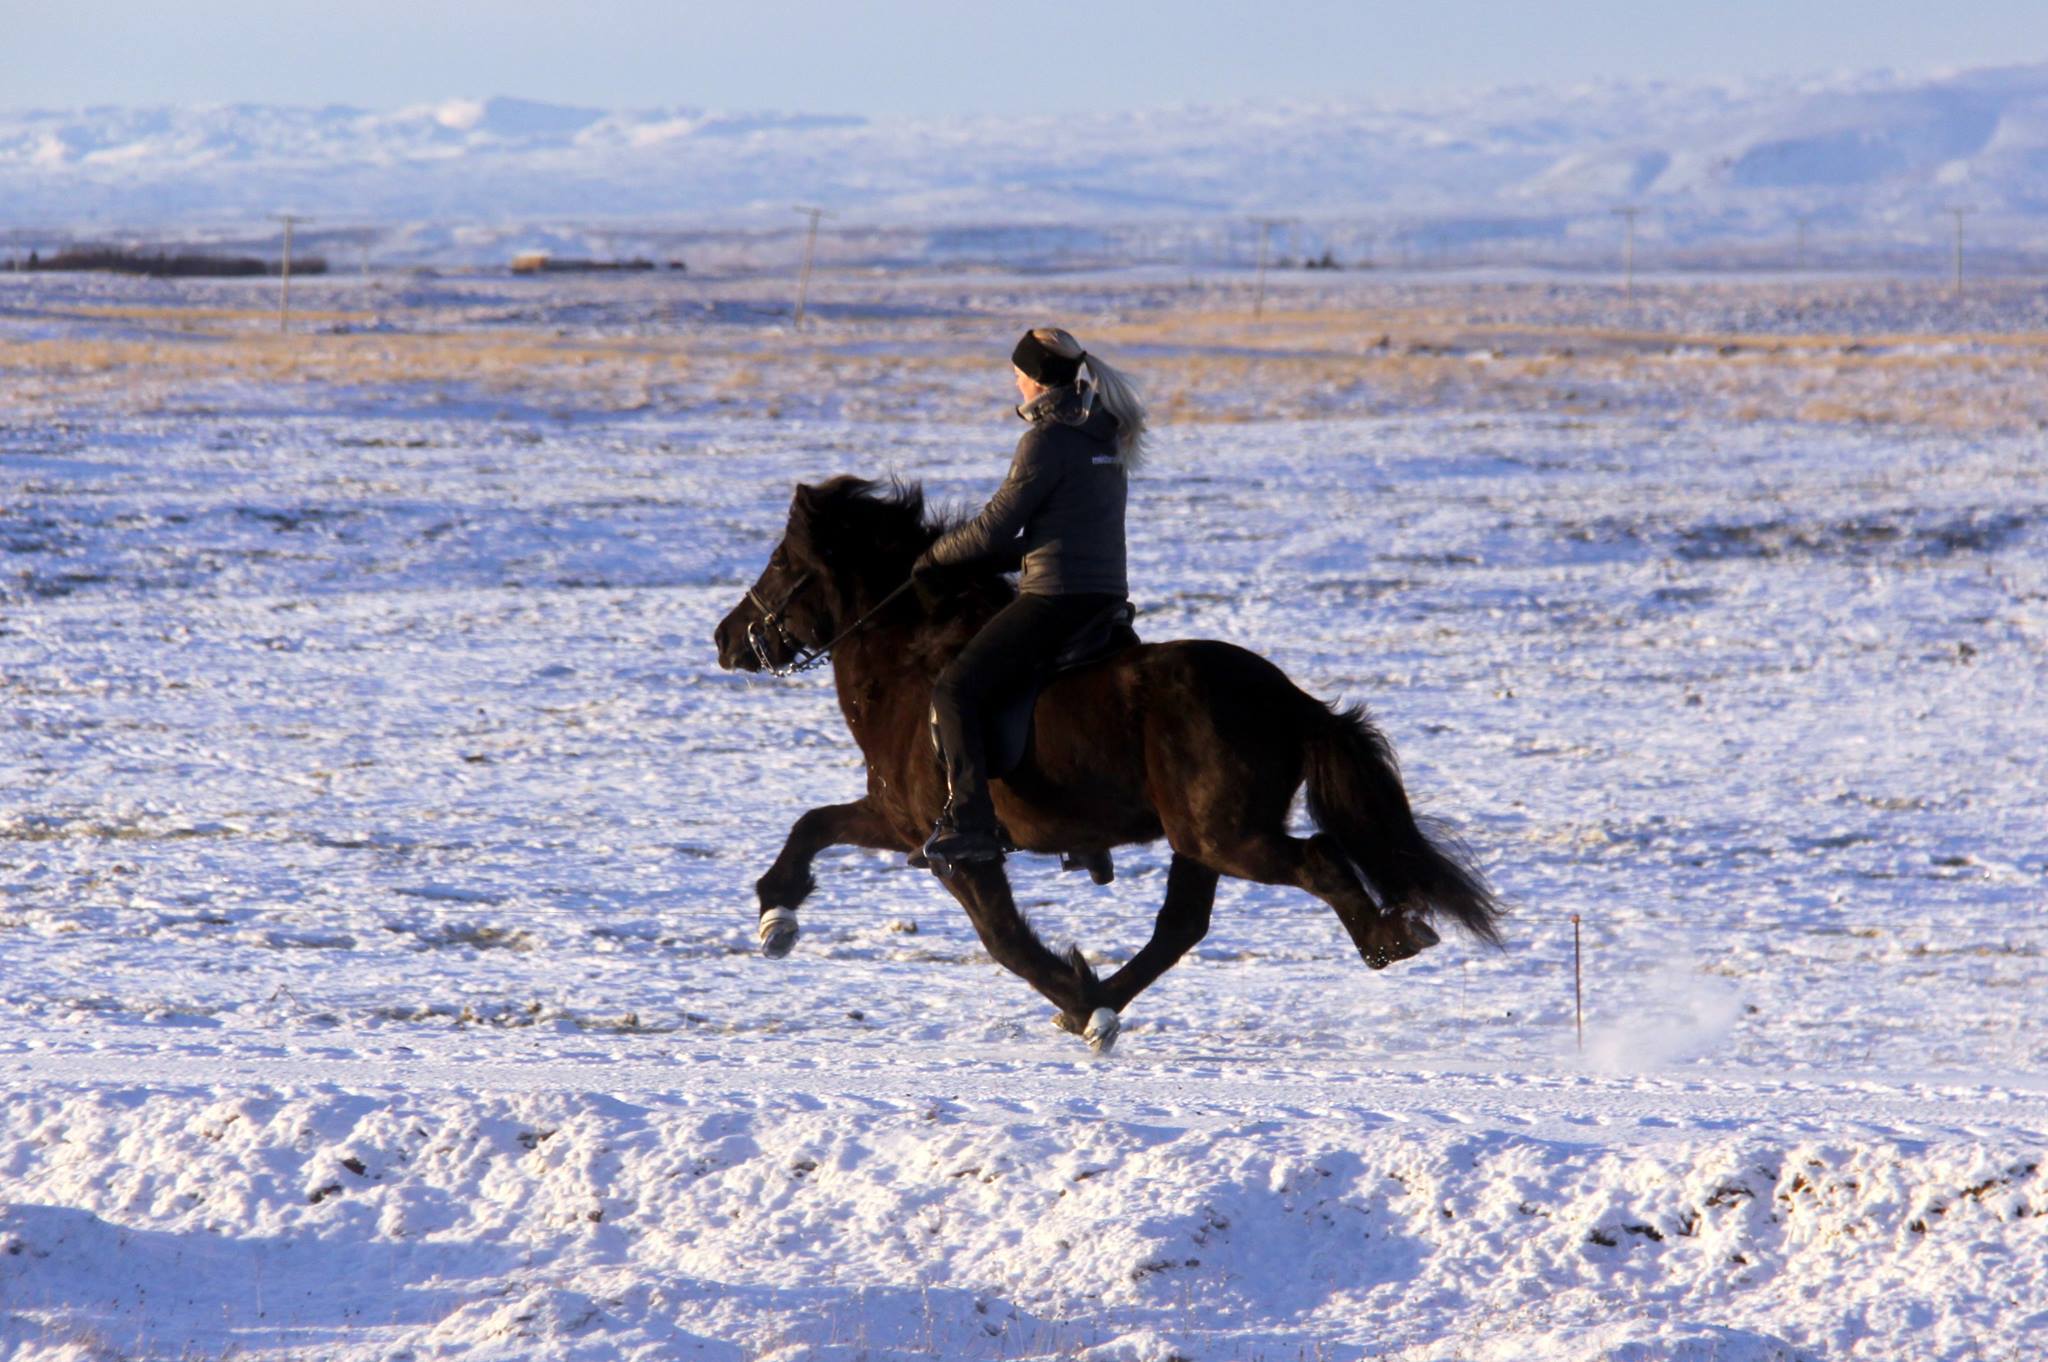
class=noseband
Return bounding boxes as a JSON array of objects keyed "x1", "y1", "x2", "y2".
[
  {"x1": 743, "y1": 568, "x2": 914, "y2": 678},
  {"x1": 745, "y1": 570, "x2": 822, "y2": 676}
]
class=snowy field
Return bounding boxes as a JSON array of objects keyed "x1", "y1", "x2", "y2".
[{"x1": 3, "y1": 271, "x2": 2045, "y2": 1360}]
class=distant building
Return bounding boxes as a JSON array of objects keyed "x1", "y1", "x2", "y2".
[{"x1": 510, "y1": 251, "x2": 661, "y2": 274}]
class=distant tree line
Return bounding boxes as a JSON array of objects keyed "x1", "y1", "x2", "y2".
[{"x1": 5, "y1": 248, "x2": 327, "y2": 278}]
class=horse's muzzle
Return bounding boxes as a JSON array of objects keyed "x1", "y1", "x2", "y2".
[{"x1": 714, "y1": 614, "x2": 760, "y2": 672}]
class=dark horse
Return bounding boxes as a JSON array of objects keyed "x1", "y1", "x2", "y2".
[{"x1": 714, "y1": 476, "x2": 1502, "y2": 1052}]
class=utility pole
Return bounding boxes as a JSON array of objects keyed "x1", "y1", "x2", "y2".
[
  {"x1": 792, "y1": 205, "x2": 830, "y2": 327},
  {"x1": 271, "y1": 213, "x2": 306, "y2": 333},
  {"x1": 1251, "y1": 216, "x2": 1293, "y2": 319},
  {"x1": 1948, "y1": 206, "x2": 1974, "y2": 298},
  {"x1": 1612, "y1": 206, "x2": 1640, "y2": 301}
]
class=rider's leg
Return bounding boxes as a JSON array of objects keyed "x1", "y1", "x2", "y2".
[
  {"x1": 928, "y1": 596, "x2": 1054, "y2": 849},
  {"x1": 927, "y1": 592, "x2": 1117, "y2": 859}
]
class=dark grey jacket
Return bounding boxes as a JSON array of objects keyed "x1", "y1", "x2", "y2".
[{"x1": 922, "y1": 384, "x2": 1128, "y2": 597}]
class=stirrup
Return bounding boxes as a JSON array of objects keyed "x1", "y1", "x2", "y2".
[{"x1": 922, "y1": 820, "x2": 1006, "y2": 871}]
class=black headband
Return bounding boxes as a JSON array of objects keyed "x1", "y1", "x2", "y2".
[{"x1": 1012, "y1": 332, "x2": 1085, "y2": 387}]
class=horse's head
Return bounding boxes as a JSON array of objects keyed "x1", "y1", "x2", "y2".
[
  {"x1": 714, "y1": 482, "x2": 837, "y2": 673},
  {"x1": 714, "y1": 476, "x2": 929, "y2": 673}
]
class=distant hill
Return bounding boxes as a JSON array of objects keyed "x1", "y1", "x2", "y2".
[{"x1": 3, "y1": 66, "x2": 2044, "y2": 265}]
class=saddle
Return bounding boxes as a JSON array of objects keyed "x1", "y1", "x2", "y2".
[
  {"x1": 923, "y1": 599, "x2": 1139, "y2": 883},
  {"x1": 982, "y1": 599, "x2": 1139, "y2": 779}
]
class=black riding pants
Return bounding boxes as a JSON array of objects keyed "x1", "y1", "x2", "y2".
[{"x1": 930, "y1": 591, "x2": 1123, "y2": 828}]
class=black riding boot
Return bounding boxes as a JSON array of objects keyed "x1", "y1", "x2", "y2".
[{"x1": 924, "y1": 705, "x2": 1005, "y2": 866}]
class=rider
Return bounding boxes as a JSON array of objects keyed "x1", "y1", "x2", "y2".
[{"x1": 913, "y1": 326, "x2": 1150, "y2": 865}]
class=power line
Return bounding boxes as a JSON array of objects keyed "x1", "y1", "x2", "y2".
[
  {"x1": 792, "y1": 205, "x2": 831, "y2": 327},
  {"x1": 271, "y1": 213, "x2": 307, "y2": 333},
  {"x1": 1250, "y1": 217, "x2": 1294, "y2": 319},
  {"x1": 1947, "y1": 206, "x2": 1975, "y2": 298},
  {"x1": 1611, "y1": 206, "x2": 1641, "y2": 302}
]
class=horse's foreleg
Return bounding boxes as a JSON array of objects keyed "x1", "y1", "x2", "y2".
[
  {"x1": 1099, "y1": 854, "x2": 1219, "y2": 1014},
  {"x1": 755, "y1": 798, "x2": 905, "y2": 957},
  {"x1": 939, "y1": 861, "x2": 1115, "y2": 1049}
]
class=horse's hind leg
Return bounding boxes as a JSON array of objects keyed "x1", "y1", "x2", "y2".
[
  {"x1": 755, "y1": 798, "x2": 905, "y2": 957},
  {"x1": 1099, "y1": 854, "x2": 1220, "y2": 1014},
  {"x1": 1193, "y1": 830, "x2": 1435, "y2": 970},
  {"x1": 938, "y1": 860, "x2": 1115, "y2": 1047}
]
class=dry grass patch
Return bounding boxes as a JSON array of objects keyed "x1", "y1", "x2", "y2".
[{"x1": 4, "y1": 293, "x2": 2043, "y2": 432}]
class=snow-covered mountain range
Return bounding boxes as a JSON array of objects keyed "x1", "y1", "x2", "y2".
[{"x1": 4, "y1": 62, "x2": 2045, "y2": 265}]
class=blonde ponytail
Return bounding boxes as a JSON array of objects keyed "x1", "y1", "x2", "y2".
[{"x1": 1026, "y1": 326, "x2": 1151, "y2": 473}]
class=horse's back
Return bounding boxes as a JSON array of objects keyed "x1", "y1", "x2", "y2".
[
  {"x1": 1003, "y1": 637, "x2": 1317, "y2": 851},
  {"x1": 1036, "y1": 636, "x2": 1319, "y2": 774},
  {"x1": 1127, "y1": 638, "x2": 1319, "y2": 731}
]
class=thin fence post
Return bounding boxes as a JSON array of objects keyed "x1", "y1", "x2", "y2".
[{"x1": 1571, "y1": 913, "x2": 1584, "y2": 1052}]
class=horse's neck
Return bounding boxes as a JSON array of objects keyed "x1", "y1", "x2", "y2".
[{"x1": 828, "y1": 613, "x2": 963, "y2": 757}]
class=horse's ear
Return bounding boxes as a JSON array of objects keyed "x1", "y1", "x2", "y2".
[
  {"x1": 787, "y1": 482, "x2": 819, "y2": 538},
  {"x1": 786, "y1": 483, "x2": 831, "y2": 562}
]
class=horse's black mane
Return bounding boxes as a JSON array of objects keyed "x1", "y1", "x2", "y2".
[{"x1": 793, "y1": 474, "x2": 1012, "y2": 597}]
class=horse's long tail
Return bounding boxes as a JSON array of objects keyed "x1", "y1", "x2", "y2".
[{"x1": 1302, "y1": 702, "x2": 1504, "y2": 946}]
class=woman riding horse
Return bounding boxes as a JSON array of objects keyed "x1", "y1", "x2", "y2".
[
  {"x1": 914, "y1": 327, "x2": 1150, "y2": 866},
  {"x1": 713, "y1": 347, "x2": 1500, "y2": 1050}
]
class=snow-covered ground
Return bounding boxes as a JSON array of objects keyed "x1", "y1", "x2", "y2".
[{"x1": 2, "y1": 271, "x2": 2044, "y2": 1360}]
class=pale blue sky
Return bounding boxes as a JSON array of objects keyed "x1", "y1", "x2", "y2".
[{"x1": 6, "y1": 0, "x2": 2046, "y2": 114}]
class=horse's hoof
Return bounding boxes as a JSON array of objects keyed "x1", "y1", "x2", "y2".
[
  {"x1": 1410, "y1": 919, "x2": 1441, "y2": 950},
  {"x1": 1082, "y1": 1007, "x2": 1121, "y2": 1056},
  {"x1": 758, "y1": 907, "x2": 799, "y2": 959}
]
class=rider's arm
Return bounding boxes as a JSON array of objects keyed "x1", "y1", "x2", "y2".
[{"x1": 918, "y1": 431, "x2": 1059, "y2": 570}]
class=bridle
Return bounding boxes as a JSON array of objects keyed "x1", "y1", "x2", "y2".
[
  {"x1": 745, "y1": 569, "x2": 819, "y2": 675},
  {"x1": 745, "y1": 567, "x2": 913, "y2": 677}
]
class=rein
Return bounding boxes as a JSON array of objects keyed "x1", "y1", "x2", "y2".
[{"x1": 747, "y1": 573, "x2": 914, "y2": 677}]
